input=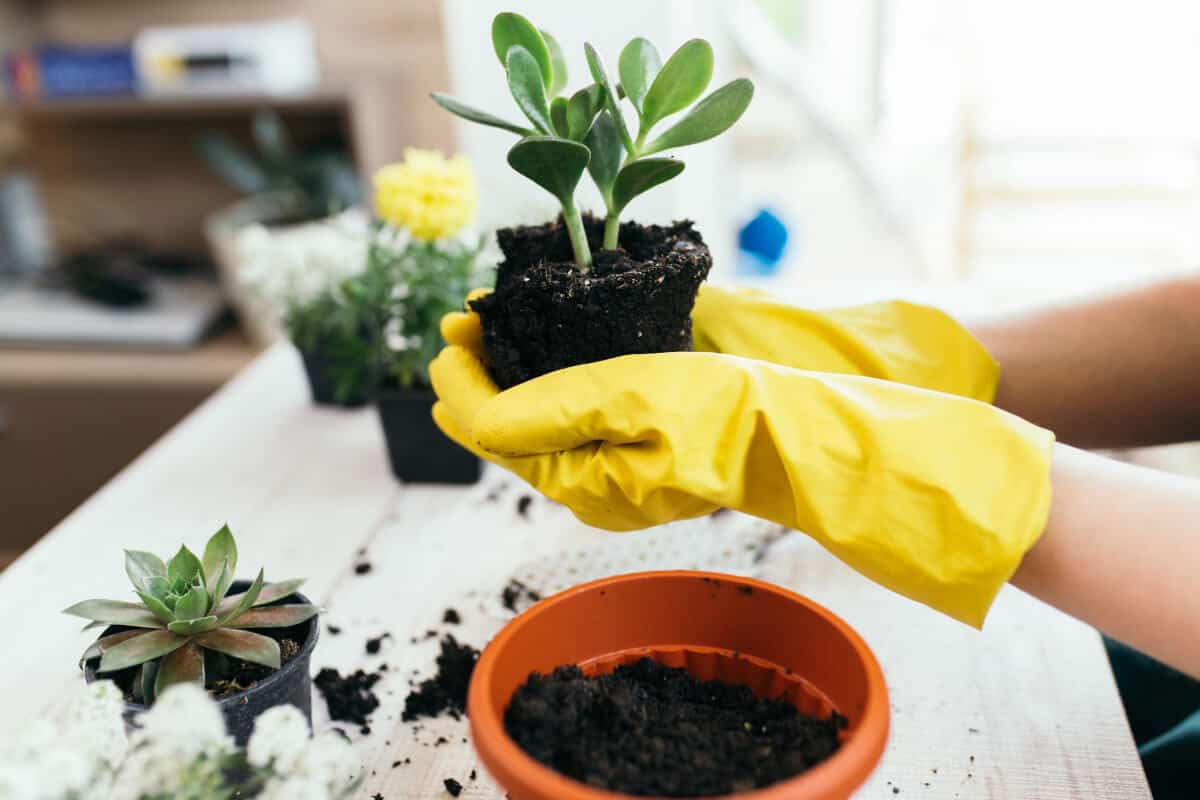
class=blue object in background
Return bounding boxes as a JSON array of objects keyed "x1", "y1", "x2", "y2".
[
  {"x1": 737, "y1": 208, "x2": 792, "y2": 276},
  {"x1": 34, "y1": 45, "x2": 137, "y2": 98}
]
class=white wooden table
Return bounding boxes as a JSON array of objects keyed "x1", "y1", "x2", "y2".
[{"x1": 0, "y1": 344, "x2": 1152, "y2": 798}]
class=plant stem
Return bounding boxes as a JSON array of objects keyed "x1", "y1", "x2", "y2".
[
  {"x1": 562, "y1": 200, "x2": 592, "y2": 270},
  {"x1": 603, "y1": 210, "x2": 620, "y2": 251}
]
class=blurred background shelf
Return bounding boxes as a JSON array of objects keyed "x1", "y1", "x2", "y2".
[{"x1": 5, "y1": 88, "x2": 351, "y2": 119}]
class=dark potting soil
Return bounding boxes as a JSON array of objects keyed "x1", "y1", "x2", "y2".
[
  {"x1": 500, "y1": 579, "x2": 541, "y2": 612},
  {"x1": 401, "y1": 635, "x2": 480, "y2": 722},
  {"x1": 470, "y1": 216, "x2": 712, "y2": 388},
  {"x1": 314, "y1": 667, "x2": 382, "y2": 726},
  {"x1": 443, "y1": 778, "x2": 463, "y2": 797},
  {"x1": 504, "y1": 657, "x2": 846, "y2": 797},
  {"x1": 442, "y1": 608, "x2": 461, "y2": 625}
]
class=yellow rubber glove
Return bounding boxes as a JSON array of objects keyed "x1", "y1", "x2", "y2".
[
  {"x1": 692, "y1": 285, "x2": 999, "y2": 402},
  {"x1": 431, "y1": 332, "x2": 1054, "y2": 628}
]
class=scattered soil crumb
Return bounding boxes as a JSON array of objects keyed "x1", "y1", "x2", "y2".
[
  {"x1": 469, "y1": 769, "x2": 477, "y2": 780},
  {"x1": 326, "y1": 625, "x2": 342, "y2": 635},
  {"x1": 313, "y1": 668, "x2": 381, "y2": 726},
  {"x1": 354, "y1": 562, "x2": 373, "y2": 575},
  {"x1": 443, "y1": 608, "x2": 461, "y2": 625},
  {"x1": 402, "y1": 635, "x2": 480, "y2": 721},
  {"x1": 365, "y1": 633, "x2": 391, "y2": 655},
  {"x1": 516, "y1": 494, "x2": 533, "y2": 517},
  {"x1": 443, "y1": 778, "x2": 463, "y2": 797},
  {"x1": 501, "y1": 579, "x2": 542, "y2": 612}
]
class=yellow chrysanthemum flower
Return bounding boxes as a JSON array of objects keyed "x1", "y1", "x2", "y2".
[{"x1": 373, "y1": 149, "x2": 478, "y2": 242}]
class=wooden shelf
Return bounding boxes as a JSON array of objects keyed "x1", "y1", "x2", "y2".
[
  {"x1": 6, "y1": 88, "x2": 350, "y2": 120},
  {"x1": 0, "y1": 326, "x2": 257, "y2": 388}
]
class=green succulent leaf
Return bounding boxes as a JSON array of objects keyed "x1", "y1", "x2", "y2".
[
  {"x1": 217, "y1": 568, "x2": 265, "y2": 624},
  {"x1": 136, "y1": 591, "x2": 175, "y2": 625},
  {"x1": 80, "y1": 628, "x2": 149, "y2": 667},
  {"x1": 208, "y1": 560, "x2": 233, "y2": 613},
  {"x1": 542, "y1": 29, "x2": 568, "y2": 97},
  {"x1": 507, "y1": 45, "x2": 554, "y2": 134},
  {"x1": 227, "y1": 604, "x2": 319, "y2": 629},
  {"x1": 644, "y1": 78, "x2": 755, "y2": 154},
  {"x1": 252, "y1": 110, "x2": 292, "y2": 167},
  {"x1": 167, "y1": 615, "x2": 219, "y2": 636},
  {"x1": 584, "y1": 42, "x2": 635, "y2": 154},
  {"x1": 584, "y1": 111, "x2": 624, "y2": 200},
  {"x1": 566, "y1": 84, "x2": 604, "y2": 140},
  {"x1": 550, "y1": 97, "x2": 570, "y2": 138},
  {"x1": 167, "y1": 545, "x2": 204, "y2": 587},
  {"x1": 492, "y1": 12, "x2": 553, "y2": 91},
  {"x1": 138, "y1": 660, "x2": 159, "y2": 705},
  {"x1": 619, "y1": 37, "x2": 663, "y2": 113},
  {"x1": 202, "y1": 525, "x2": 237, "y2": 590},
  {"x1": 640, "y1": 38, "x2": 714, "y2": 131},
  {"x1": 612, "y1": 157, "x2": 686, "y2": 213},
  {"x1": 507, "y1": 136, "x2": 590, "y2": 206},
  {"x1": 430, "y1": 93, "x2": 533, "y2": 136},
  {"x1": 250, "y1": 579, "x2": 305, "y2": 608},
  {"x1": 195, "y1": 629, "x2": 281, "y2": 670},
  {"x1": 99, "y1": 630, "x2": 188, "y2": 673},
  {"x1": 64, "y1": 600, "x2": 164, "y2": 629},
  {"x1": 146, "y1": 576, "x2": 171, "y2": 600},
  {"x1": 173, "y1": 585, "x2": 208, "y2": 621},
  {"x1": 124, "y1": 550, "x2": 166, "y2": 594},
  {"x1": 155, "y1": 642, "x2": 205, "y2": 697}
]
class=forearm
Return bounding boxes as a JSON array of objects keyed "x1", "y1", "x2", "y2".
[
  {"x1": 971, "y1": 275, "x2": 1200, "y2": 448},
  {"x1": 1011, "y1": 444, "x2": 1200, "y2": 678}
]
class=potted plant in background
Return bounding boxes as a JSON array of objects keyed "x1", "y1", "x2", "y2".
[
  {"x1": 65, "y1": 524, "x2": 320, "y2": 745},
  {"x1": 236, "y1": 214, "x2": 380, "y2": 407},
  {"x1": 370, "y1": 149, "x2": 489, "y2": 483},
  {"x1": 431, "y1": 13, "x2": 754, "y2": 387},
  {"x1": 201, "y1": 109, "x2": 363, "y2": 345}
]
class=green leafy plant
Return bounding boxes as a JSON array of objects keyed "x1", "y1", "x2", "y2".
[
  {"x1": 65, "y1": 525, "x2": 318, "y2": 704},
  {"x1": 371, "y1": 226, "x2": 488, "y2": 390},
  {"x1": 198, "y1": 110, "x2": 362, "y2": 220},
  {"x1": 432, "y1": 12, "x2": 754, "y2": 268}
]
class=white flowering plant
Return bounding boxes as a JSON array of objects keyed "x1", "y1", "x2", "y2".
[
  {"x1": 0, "y1": 682, "x2": 361, "y2": 800},
  {"x1": 236, "y1": 210, "x2": 383, "y2": 404},
  {"x1": 371, "y1": 225, "x2": 488, "y2": 390}
]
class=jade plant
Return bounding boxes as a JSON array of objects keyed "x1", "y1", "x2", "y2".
[
  {"x1": 65, "y1": 525, "x2": 318, "y2": 704},
  {"x1": 432, "y1": 12, "x2": 754, "y2": 268}
]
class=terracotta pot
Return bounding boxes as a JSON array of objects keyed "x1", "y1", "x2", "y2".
[
  {"x1": 83, "y1": 581, "x2": 319, "y2": 746},
  {"x1": 468, "y1": 570, "x2": 888, "y2": 800}
]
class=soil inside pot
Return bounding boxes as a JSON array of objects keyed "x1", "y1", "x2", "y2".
[
  {"x1": 470, "y1": 215, "x2": 711, "y2": 388},
  {"x1": 505, "y1": 657, "x2": 846, "y2": 797},
  {"x1": 96, "y1": 621, "x2": 309, "y2": 705}
]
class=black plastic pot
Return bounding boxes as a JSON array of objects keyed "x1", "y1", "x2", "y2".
[
  {"x1": 376, "y1": 386, "x2": 482, "y2": 484},
  {"x1": 298, "y1": 346, "x2": 370, "y2": 408},
  {"x1": 83, "y1": 582, "x2": 319, "y2": 746}
]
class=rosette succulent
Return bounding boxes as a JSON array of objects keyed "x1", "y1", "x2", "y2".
[{"x1": 65, "y1": 525, "x2": 318, "y2": 703}]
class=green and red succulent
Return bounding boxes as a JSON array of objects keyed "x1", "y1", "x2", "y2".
[{"x1": 65, "y1": 525, "x2": 318, "y2": 704}]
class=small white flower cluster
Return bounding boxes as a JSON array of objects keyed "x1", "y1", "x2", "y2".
[
  {"x1": 0, "y1": 682, "x2": 361, "y2": 800},
  {"x1": 0, "y1": 681, "x2": 126, "y2": 799},
  {"x1": 236, "y1": 209, "x2": 369, "y2": 323}
]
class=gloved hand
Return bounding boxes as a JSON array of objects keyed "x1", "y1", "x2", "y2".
[
  {"x1": 430, "y1": 317, "x2": 1054, "y2": 628},
  {"x1": 692, "y1": 285, "x2": 999, "y2": 402}
]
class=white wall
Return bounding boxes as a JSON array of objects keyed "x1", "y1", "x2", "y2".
[{"x1": 440, "y1": 0, "x2": 736, "y2": 273}]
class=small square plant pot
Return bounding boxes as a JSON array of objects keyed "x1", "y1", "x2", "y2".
[
  {"x1": 83, "y1": 581, "x2": 319, "y2": 746},
  {"x1": 376, "y1": 387, "x2": 482, "y2": 484},
  {"x1": 298, "y1": 345, "x2": 371, "y2": 408}
]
